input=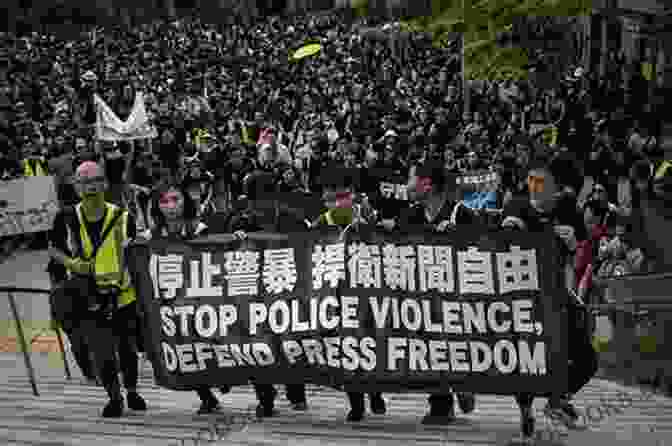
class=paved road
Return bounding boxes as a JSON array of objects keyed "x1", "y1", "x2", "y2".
[{"x1": 1, "y1": 352, "x2": 671, "y2": 446}]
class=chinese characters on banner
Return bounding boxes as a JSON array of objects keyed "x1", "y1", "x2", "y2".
[{"x1": 129, "y1": 228, "x2": 566, "y2": 395}]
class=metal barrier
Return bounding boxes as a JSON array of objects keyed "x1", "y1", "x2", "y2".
[
  {"x1": 1, "y1": 287, "x2": 71, "y2": 397},
  {"x1": 591, "y1": 272, "x2": 672, "y2": 389}
]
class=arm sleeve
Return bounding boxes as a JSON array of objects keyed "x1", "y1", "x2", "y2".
[
  {"x1": 49, "y1": 211, "x2": 71, "y2": 255},
  {"x1": 126, "y1": 211, "x2": 137, "y2": 240}
]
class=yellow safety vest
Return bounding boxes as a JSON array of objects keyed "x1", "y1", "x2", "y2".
[
  {"x1": 23, "y1": 158, "x2": 47, "y2": 177},
  {"x1": 322, "y1": 208, "x2": 353, "y2": 227},
  {"x1": 76, "y1": 203, "x2": 136, "y2": 308},
  {"x1": 654, "y1": 160, "x2": 672, "y2": 181},
  {"x1": 325, "y1": 209, "x2": 335, "y2": 226}
]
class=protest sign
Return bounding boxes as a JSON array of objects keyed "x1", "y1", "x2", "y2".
[
  {"x1": 0, "y1": 176, "x2": 59, "y2": 237},
  {"x1": 95, "y1": 91, "x2": 158, "y2": 141},
  {"x1": 365, "y1": 168, "x2": 411, "y2": 219},
  {"x1": 458, "y1": 170, "x2": 499, "y2": 210},
  {"x1": 128, "y1": 228, "x2": 567, "y2": 395}
]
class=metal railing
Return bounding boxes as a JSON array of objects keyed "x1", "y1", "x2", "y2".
[
  {"x1": 588, "y1": 273, "x2": 672, "y2": 388},
  {"x1": 1, "y1": 287, "x2": 71, "y2": 397}
]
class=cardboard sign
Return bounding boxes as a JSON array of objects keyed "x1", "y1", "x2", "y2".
[{"x1": 0, "y1": 176, "x2": 60, "y2": 236}]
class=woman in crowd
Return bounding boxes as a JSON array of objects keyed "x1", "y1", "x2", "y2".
[{"x1": 147, "y1": 185, "x2": 231, "y2": 414}]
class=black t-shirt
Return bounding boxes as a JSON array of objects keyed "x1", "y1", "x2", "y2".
[
  {"x1": 397, "y1": 197, "x2": 478, "y2": 232},
  {"x1": 132, "y1": 164, "x2": 153, "y2": 188},
  {"x1": 104, "y1": 154, "x2": 125, "y2": 184}
]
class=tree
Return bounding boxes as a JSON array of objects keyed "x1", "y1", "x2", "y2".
[{"x1": 350, "y1": 0, "x2": 591, "y2": 81}]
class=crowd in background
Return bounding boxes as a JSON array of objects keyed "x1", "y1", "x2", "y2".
[{"x1": 1, "y1": 9, "x2": 672, "y2": 330}]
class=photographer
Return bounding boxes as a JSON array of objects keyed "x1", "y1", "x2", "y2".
[{"x1": 48, "y1": 161, "x2": 147, "y2": 418}]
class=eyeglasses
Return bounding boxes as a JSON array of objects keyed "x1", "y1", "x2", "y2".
[{"x1": 76, "y1": 176, "x2": 106, "y2": 186}]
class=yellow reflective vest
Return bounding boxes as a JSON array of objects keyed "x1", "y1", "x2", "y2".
[
  {"x1": 75, "y1": 203, "x2": 136, "y2": 308},
  {"x1": 23, "y1": 158, "x2": 47, "y2": 177}
]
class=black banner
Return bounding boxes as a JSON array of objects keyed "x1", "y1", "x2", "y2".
[{"x1": 128, "y1": 228, "x2": 568, "y2": 395}]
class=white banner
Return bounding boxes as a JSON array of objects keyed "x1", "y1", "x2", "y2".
[
  {"x1": 95, "y1": 92, "x2": 158, "y2": 141},
  {"x1": 0, "y1": 176, "x2": 60, "y2": 236}
]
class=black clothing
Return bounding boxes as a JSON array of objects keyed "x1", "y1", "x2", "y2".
[
  {"x1": 395, "y1": 196, "x2": 479, "y2": 415},
  {"x1": 198, "y1": 209, "x2": 306, "y2": 408},
  {"x1": 397, "y1": 197, "x2": 479, "y2": 231},
  {"x1": 502, "y1": 198, "x2": 597, "y2": 413},
  {"x1": 80, "y1": 301, "x2": 140, "y2": 400},
  {"x1": 105, "y1": 154, "x2": 126, "y2": 184}
]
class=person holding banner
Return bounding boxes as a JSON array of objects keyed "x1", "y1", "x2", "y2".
[
  {"x1": 48, "y1": 161, "x2": 147, "y2": 418},
  {"x1": 147, "y1": 186, "x2": 232, "y2": 414},
  {"x1": 501, "y1": 153, "x2": 598, "y2": 437},
  {"x1": 392, "y1": 161, "x2": 477, "y2": 425},
  {"x1": 309, "y1": 165, "x2": 386, "y2": 423},
  {"x1": 226, "y1": 172, "x2": 308, "y2": 417}
]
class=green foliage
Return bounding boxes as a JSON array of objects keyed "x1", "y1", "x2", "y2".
[{"x1": 348, "y1": 0, "x2": 592, "y2": 82}]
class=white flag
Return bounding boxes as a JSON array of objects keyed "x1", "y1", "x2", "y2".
[{"x1": 94, "y1": 92, "x2": 158, "y2": 141}]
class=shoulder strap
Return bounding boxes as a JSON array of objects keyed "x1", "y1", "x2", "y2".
[{"x1": 81, "y1": 208, "x2": 125, "y2": 262}]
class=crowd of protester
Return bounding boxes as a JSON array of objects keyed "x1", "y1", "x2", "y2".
[{"x1": 0, "y1": 7, "x2": 671, "y2": 437}]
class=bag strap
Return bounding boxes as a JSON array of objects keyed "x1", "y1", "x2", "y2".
[{"x1": 80, "y1": 208, "x2": 125, "y2": 262}]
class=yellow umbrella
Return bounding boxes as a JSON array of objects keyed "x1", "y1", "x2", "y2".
[{"x1": 291, "y1": 43, "x2": 322, "y2": 61}]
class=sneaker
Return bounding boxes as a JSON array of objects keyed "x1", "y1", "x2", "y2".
[
  {"x1": 126, "y1": 392, "x2": 147, "y2": 411},
  {"x1": 543, "y1": 401, "x2": 584, "y2": 430},
  {"x1": 291, "y1": 401, "x2": 308, "y2": 411},
  {"x1": 346, "y1": 409, "x2": 364, "y2": 422},
  {"x1": 370, "y1": 394, "x2": 386, "y2": 415},
  {"x1": 102, "y1": 398, "x2": 124, "y2": 418},
  {"x1": 457, "y1": 393, "x2": 476, "y2": 414}
]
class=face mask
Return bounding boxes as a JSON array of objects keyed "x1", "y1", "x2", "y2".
[
  {"x1": 416, "y1": 177, "x2": 433, "y2": 194},
  {"x1": 335, "y1": 191, "x2": 353, "y2": 209}
]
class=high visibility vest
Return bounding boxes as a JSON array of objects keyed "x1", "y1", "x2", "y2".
[
  {"x1": 322, "y1": 209, "x2": 353, "y2": 227},
  {"x1": 76, "y1": 203, "x2": 136, "y2": 308},
  {"x1": 325, "y1": 209, "x2": 335, "y2": 226},
  {"x1": 23, "y1": 158, "x2": 47, "y2": 177},
  {"x1": 654, "y1": 160, "x2": 672, "y2": 181}
]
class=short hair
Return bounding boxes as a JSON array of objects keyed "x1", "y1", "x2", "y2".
[
  {"x1": 583, "y1": 199, "x2": 608, "y2": 220},
  {"x1": 151, "y1": 186, "x2": 197, "y2": 228},
  {"x1": 528, "y1": 152, "x2": 578, "y2": 188},
  {"x1": 75, "y1": 161, "x2": 103, "y2": 179}
]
